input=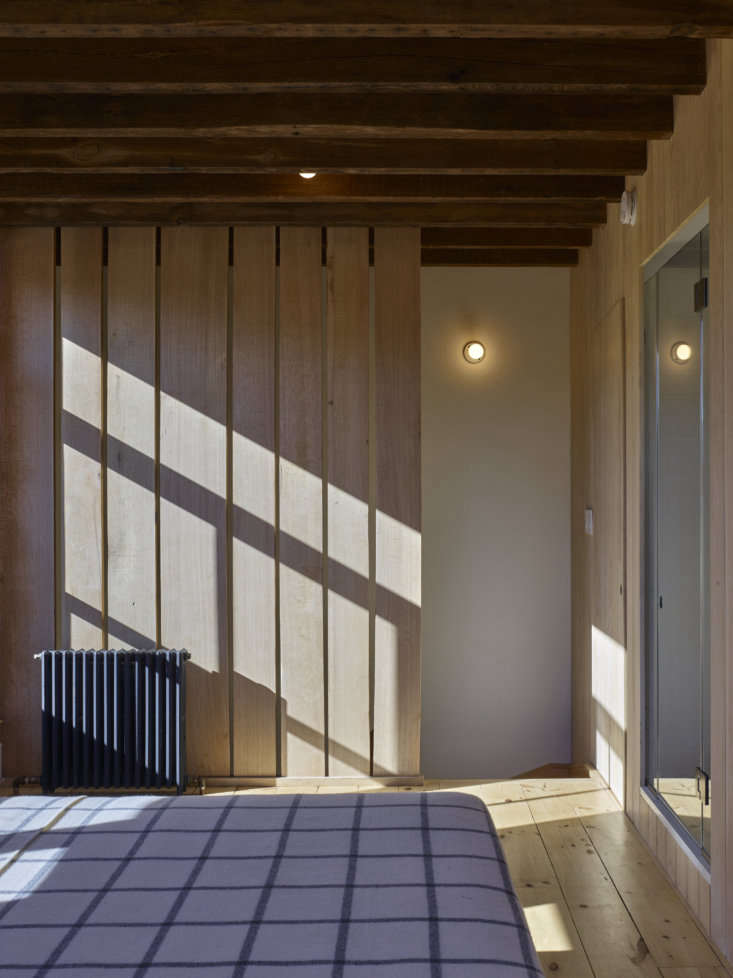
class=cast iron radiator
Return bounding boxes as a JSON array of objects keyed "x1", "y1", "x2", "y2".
[{"x1": 36, "y1": 649, "x2": 190, "y2": 793}]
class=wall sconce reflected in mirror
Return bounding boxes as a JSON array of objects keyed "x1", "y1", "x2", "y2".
[
  {"x1": 463, "y1": 341, "x2": 486, "y2": 364},
  {"x1": 671, "y1": 341, "x2": 693, "y2": 364}
]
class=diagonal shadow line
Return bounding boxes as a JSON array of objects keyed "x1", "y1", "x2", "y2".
[
  {"x1": 63, "y1": 411, "x2": 417, "y2": 628},
  {"x1": 286, "y1": 716, "x2": 370, "y2": 775},
  {"x1": 591, "y1": 697, "x2": 626, "y2": 743},
  {"x1": 64, "y1": 593, "x2": 155, "y2": 650},
  {"x1": 54, "y1": 593, "x2": 374, "y2": 777}
]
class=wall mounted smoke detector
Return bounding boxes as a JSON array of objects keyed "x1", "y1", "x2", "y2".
[{"x1": 620, "y1": 188, "x2": 638, "y2": 226}]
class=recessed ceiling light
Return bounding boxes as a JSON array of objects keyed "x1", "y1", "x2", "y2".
[
  {"x1": 463, "y1": 341, "x2": 486, "y2": 364},
  {"x1": 299, "y1": 170, "x2": 317, "y2": 179},
  {"x1": 671, "y1": 341, "x2": 693, "y2": 364}
]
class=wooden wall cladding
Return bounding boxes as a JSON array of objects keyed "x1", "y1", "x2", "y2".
[
  {"x1": 571, "y1": 39, "x2": 733, "y2": 953},
  {"x1": 0, "y1": 229, "x2": 55, "y2": 777},
  {"x1": 0, "y1": 224, "x2": 422, "y2": 779}
]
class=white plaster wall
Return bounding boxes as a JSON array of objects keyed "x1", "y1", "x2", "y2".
[{"x1": 421, "y1": 266, "x2": 571, "y2": 778}]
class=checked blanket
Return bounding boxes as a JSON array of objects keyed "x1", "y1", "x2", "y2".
[{"x1": 0, "y1": 791, "x2": 541, "y2": 977}]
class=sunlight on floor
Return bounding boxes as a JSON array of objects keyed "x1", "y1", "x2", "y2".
[{"x1": 523, "y1": 903, "x2": 574, "y2": 953}]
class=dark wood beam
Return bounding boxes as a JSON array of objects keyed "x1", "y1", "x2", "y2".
[
  {"x1": 0, "y1": 173, "x2": 624, "y2": 202},
  {"x1": 0, "y1": 137, "x2": 648, "y2": 174},
  {"x1": 0, "y1": 201, "x2": 608, "y2": 226},
  {"x1": 0, "y1": 93, "x2": 674, "y2": 139},
  {"x1": 421, "y1": 227, "x2": 593, "y2": 248},
  {"x1": 0, "y1": 2, "x2": 730, "y2": 39},
  {"x1": 0, "y1": 38, "x2": 706, "y2": 94},
  {"x1": 421, "y1": 248, "x2": 579, "y2": 265}
]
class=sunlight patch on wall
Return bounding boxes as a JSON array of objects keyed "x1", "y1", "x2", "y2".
[
  {"x1": 62, "y1": 338, "x2": 100, "y2": 429},
  {"x1": 233, "y1": 432, "x2": 275, "y2": 526},
  {"x1": 280, "y1": 458, "x2": 322, "y2": 552},
  {"x1": 374, "y1": 615, "x2": 400, "y2": 772},
  {"x1": 328, "y1": 590, "x2": 369, "y2": 777},
  {"x1": 376, "y1": 511, "x2": 421, "y2": 607},
  {"x1": 63, "y1": 444, "x2": 103, "y2": 646},
  {"x1": 591, "y1": 626, "x2": 626, "y2": 802},
  {"x1": 107, "y1": 469, "x2": 156, "y2": 643},
  {"x1": 280, "y1": 562, "x2": 325, "y2": 771},
  {"x1": 233, "y1": 539, "x2": 276, "y2": 689},
  {"x1": 160, "y1": 498, "x2": 222, "y2": 673},
  {"x1": 328, "y1": 484, "x2": 369, "y2": 577},
  {"x1": 591, "y1": 626, "x2": 626, "y2": 731},
  {"x1": 160, "y1": 392, "x2": 226, "y2": 498},
  {"x1": 107, "y1": 361, "x2": 155, "y2": 459}
]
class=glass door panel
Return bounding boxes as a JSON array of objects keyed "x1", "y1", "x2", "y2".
[{"x1": 645, "y1": 225, "x2": 710, "y2": 856}]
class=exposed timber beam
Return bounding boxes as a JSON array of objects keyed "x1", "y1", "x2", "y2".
[
  {"x1": 0, "y1": 38, "x2": 706, "y2": 94},
  {"x1": 0, "y1": 173, "x2": 624, "y2": 202},
  {"x1": 421, "y1": 227, "x2": 593, "y2": 248},
  {"x1": 421, "y1": 248, "x2": 579, "y2": 265},
  {"x1": 0, "y1": 2, "x2": 730, "y2": 39},
  {"x1": 0, "y1": 201, "x2": 608, "y2": 226},
  {"x1": 0, "y1": 93, "x2": 674, "y2": 139},
  {"x1": 0, "y1": 137, "x2": 648, "y2": 174}
]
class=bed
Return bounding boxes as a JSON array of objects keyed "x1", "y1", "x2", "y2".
[{"x1": 0, "y1": 791, "x2": 541, "y2": 977}]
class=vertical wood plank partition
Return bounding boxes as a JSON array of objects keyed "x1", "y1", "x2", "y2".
[
  {"x1": 278, "y1": 227, "x2": 326, "y2": 776},
  {"x1": 326, "y1": 227, "x2": 371, "y2": 776},
  {"x1": 374, "y1": 227, "x2": 422, "y2": 775},
  {"x1": 159, "y1": 227, "x2": 230, "y2": 777},
  {"x1": 1, "y1": 221, "x2": 422, "y2": 781},
  {"x1": 106, "y1": 227, "x2": 157, "y2": 650},
  {"x1": 0, "y1": 229, "x2": 55, "y2": 776},
  {"x1": 589, "y1": 300, "x2": 627, "y2": 802},
  {"x1": 232, "y1": 226, "x2": 278, "y2": 776},
  {"x1": 59, "y1": 228, "x2": 104, "y2": 650}
]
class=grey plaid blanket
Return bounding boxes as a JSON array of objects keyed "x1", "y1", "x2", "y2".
[{"x1": 0, "y1": 791, "x2": 541, "y2": 977}]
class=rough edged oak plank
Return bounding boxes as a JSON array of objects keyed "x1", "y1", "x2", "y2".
[
  {"x1": 373, "y1": 227, "x2": 421, "y2": 775},
  {"x1": 106, "y1": 227, "x2": 157, "y2": 649},
  {"x1": 326, "y1": 227, "x2": 370, "y2": 776},
  {"x1": 278, "y1": 226, "x2": 325, "y2": 776},
  {"x1": 231, "y1": 226, "x2": 278, "y2": 776},
  {"x1": 159, "y1": 226, "x2": 230, "y2": 776},
  {"x1": 590, "y1": 299, "x2": 626, "y2": 803},
  {"x1": 0, "y1": 228, "x2": 55, "y2": 776},
  {"x1": 60, "y1": 227, "x2": 104, "y2": 649}
]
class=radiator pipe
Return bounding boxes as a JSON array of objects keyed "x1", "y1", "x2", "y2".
[{"x1": 12, "y1": 776, "x2": 41, "y2": 795}]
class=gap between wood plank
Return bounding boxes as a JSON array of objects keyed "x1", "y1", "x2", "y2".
[{"x1": 525, "y1": 800, "x2": 600, "y2": 978}]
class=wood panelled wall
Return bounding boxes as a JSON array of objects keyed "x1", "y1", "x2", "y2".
[
  {"x1": 571, "y1": 38, "x2": 733, "y2": 958},
  {"x1": 0, "y1": 224, "x2": 422, "y2": 781}
]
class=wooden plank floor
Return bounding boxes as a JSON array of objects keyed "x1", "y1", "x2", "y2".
[
  {"x1": 231, "y1": 769, "x2": 730, "y2": 978},
  {"x1": 3, "y1": 769, "x2": 730, "y2": 978}
]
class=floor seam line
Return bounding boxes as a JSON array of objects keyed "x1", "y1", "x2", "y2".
[{"x1": 524, "y1": 797, "x2": 599, "y2": 978}]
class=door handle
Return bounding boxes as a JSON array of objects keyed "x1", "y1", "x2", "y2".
[{"x1": 696, "y1": 767, "x2": 710, "y2": 807}]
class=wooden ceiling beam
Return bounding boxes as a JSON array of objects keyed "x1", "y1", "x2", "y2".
[
  {"x1": 0, "y1": 200, "x2": 608, "y2": 227},
  {"x1": 421, "y1": 227, "x2": 593, "y2": 248},
  {"x1": 0, "y1": 173, "x2": 624, "y2": 202},
  {"x1": 421, "y1": 248, "x2": 579, "y2": 266},
  {"x1": 0, "y1": 38, "x2": 705, "y2": 94},
  {"x1": 0, "y1": 137, "x2": 648, "y2": 174},
  {"x1": 0, "y1": 2, "x2": 730, "y2": 39},
  {"x1": 0, "y1": 92, "x2": 674, "y2": 139}
]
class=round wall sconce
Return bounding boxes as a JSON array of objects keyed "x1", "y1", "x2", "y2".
[
  {"x1": 671, "y1": 341, "x2": 693, "y2": 364},
  {"x1": 463, "y1": 341, "x2": 486, "y2": 364},
  {"x1": 299, "y1": 170, "x2": 317, "y2": 179}
]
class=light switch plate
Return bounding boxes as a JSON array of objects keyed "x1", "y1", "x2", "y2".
[{"x1": 584, "y1": 507, "x2": 594, "y2": 535}]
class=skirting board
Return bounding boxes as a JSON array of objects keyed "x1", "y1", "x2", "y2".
[{"x1": 199, "y1": 775, "x2": 425, "y2": 788}]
